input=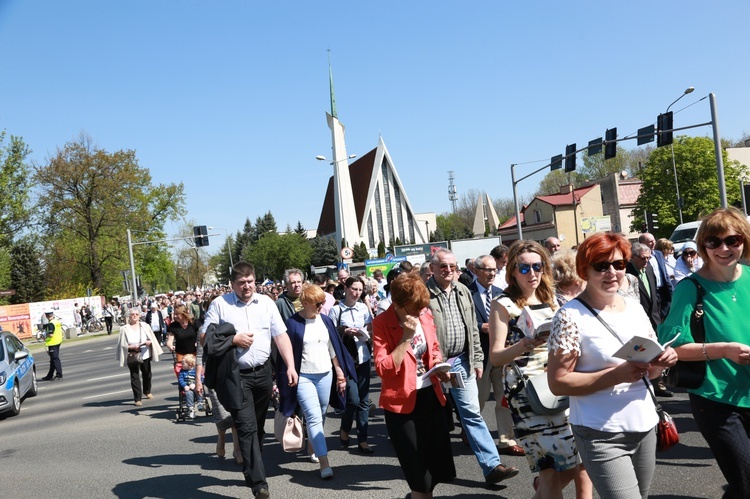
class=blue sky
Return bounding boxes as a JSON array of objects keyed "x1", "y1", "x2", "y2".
[{"x1": 1, "y1": 1, "x2": 748, "y2": 250}]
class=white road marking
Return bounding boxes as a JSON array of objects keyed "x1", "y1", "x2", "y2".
[{"x1": 82, "y1": 389, "x2": 133, "y2": 400}]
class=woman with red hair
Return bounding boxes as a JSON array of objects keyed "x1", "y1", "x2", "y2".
[
  {"x1": 373, "y1": 272, "x2": 455, "y2": 499},
  {"x1": 547, "y1": 232, "x2": 677, "y2": 498}
]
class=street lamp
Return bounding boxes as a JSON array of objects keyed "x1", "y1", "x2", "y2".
[
  {"x1": 316, "y1": 154, "x2": 357, "y2": 163},
  {"x1": 667, "y1": 86, "x2": 694, "y2": 225},
  {"x1": 208, "y1": 226, "x2": 234, "y2": 271}
]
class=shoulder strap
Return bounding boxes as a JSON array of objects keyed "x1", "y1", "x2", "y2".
[
  {"x1": 685, "y1": 277, "x2": 705, "y2": 342},
  {"x1": 575, "y1": 297, "x2": 662, "y2": 409}
]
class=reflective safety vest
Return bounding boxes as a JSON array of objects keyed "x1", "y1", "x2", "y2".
[{"x1": 45, "y1": 318, "x2": 64, "y2": 347}]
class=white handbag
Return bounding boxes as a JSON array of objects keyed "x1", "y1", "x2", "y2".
[{"x1": 273, "y1": 411, "x2": 304, "y2": 453}]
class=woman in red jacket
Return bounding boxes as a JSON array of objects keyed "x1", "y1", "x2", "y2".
[{"x1": 373, "y1": 272, "x2": 455, "y2": 499}]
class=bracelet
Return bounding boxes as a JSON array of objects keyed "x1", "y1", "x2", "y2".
[
  {"x1": 702, "y1": 343, "x2": 712, "y2": 361},
  {"x1": 337, "y1": 377, "x2": 346, "y2": 382}
]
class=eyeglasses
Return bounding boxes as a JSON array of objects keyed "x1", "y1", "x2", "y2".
[
  {"x1": 591, "y1": 259, "x2": 627, "y2": 272},
  {"x1": 475, "y1": 266, "x2": 497, "y2": 274},
  {"x1": 438, "y1": 263, "x2": 458, "y2": 271},
  {"x1": 703, "y1": 234, "x2": 744, "y2": 249},
  {"x1": 517, "y1": 262, "x2": 543, "y2": 274},
  {"x1": 315, "y1": 301, "x2": 324, "y2": 308}
]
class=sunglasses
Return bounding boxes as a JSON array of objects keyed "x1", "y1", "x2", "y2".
[
  {"x1": 591, "y1": 259, "x2": 627, "y2": 272},
  {"x1": 439, "y1": 263, "x2": 458, "y2": 271},
  {"x1": 518, "y1": 262, "x2": 543, "y2": 274},
  {"x1": 704, "y1": 234, "x2": 744, "y2": 249},
  {"x1": 683, "y1": 250, "x2": 697, "y2": 257},
  {"x1": 315, "y1": 301, "x2": 324, "y2": 308}
]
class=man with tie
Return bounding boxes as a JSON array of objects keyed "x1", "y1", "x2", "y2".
[
  {"x1": 627, "y1": 243, "x2": 673, "y2": 397},
  {"x1": 469, "y1": 255, "x2": 523, "y2": 456}
]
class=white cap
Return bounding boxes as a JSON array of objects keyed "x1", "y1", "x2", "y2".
[{"x1": 683, "y1": 241, "x2": 698, "y2": 252}]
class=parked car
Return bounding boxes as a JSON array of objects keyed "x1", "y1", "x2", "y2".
[
  {"x1": 0, "y1": 331, "x2": 38, "y2": 416},
  {"x1": 669, "y1": 220, "x2": 701, "y2": 255}
]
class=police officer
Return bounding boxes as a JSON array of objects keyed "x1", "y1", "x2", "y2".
[{"x1": 41, "y1": 310, "x2": 63, "y2": 380}]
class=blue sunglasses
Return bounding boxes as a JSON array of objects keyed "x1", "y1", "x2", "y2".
[{"x1": 518, "y1": 262, "x2": 543, "y2": 274}]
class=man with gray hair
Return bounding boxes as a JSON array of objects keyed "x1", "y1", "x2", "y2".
[
  {"x1": 469, "y1": 255, "x2": 523, "y2": 456},
  {"x1": 275, "y1": 268, "x2": 304, "y2": 323},
  {"x1": 427, "y1": 248, "x2": 519, "y2": 484},
  {"x1": 419, "y1": 261, "x2": 433, "y2": 284},
  {"x1": 544, "y1": 237, "x2": 561, "y2": 255}
]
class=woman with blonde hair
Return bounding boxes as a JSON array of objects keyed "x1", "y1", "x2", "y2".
[
  {"x1": 277, "y1": 283, "x2": 354, "y2": 479},
  {"x1": 490, "y1": 240, "x2": 590, "y2": 498},
  {"x1": 551, "y1": 249, "x2": 585, "y2": 305}
]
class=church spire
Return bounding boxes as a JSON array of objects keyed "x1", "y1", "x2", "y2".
[{"x1": 328, "y1": 49, "x2": 337, "y2": 119}]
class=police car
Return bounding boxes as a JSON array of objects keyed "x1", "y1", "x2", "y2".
[{"x1": 0, "y1": 330, "x2": 38, "y2": 416}]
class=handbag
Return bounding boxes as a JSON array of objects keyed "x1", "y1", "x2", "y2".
[
  {"x1": 511, "y1": 363, "x2": 569, "y2": 415},
  {"x1": 664, "y1": 278, "x2": 707, "y2": 389},
  {"x1": 578, "y1": 298, "x2": 679, "y2": 452},
  {"x1": 654, "y1": 401, "x2": 680, "y2": 451},
  {"x1": 274, "y1": 411, "x2": 304, "y2": 453},
  {"x1": 127, "y1": 350, "x2": 144, "y2": 366}
]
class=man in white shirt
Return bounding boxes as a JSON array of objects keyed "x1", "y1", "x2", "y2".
[{"x1": 201, "y1": 262, "x2": 297, "y2": 499}]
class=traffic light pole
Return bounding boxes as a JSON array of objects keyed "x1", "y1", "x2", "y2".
[{"x1": 125, "y1": 230, "x2": 221, "y2": 303}]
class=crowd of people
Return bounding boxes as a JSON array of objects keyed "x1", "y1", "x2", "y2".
[{"x1": 99, "y1": 210, "x2": 750, "y2": 498}]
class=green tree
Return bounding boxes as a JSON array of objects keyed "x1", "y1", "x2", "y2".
[
  {"x1": 310, "y1": 236, "x2": 338, "y2": 267},
  {"x1": 256, "y1": 211, "x2": 277, "y2": 237},
  {"x1": 377, "y1": 241, "x2": 386, "y2": 258},
  {"x1": 0, "y1": 132, "x2": 33, "y2": 247},
  {"x1": 10, "y1": 239, "x2": 45, "y2": 304},
  {"x1": 246, "y1": 232, "x2": 312, "y2": 281},
  {"x1": 234, "y1": 218, "x2": 256, "y2": 263},
  {"x1": 0, "y1": 247, "x2": 10, "y2": 304},
  {"x1": 33, "y1": 134, "x2": 185, "y2": 294},
  {"x1": 633, "y1": 136, "x2": 742, "y2": 238},
  {"x1": 353, "y1": 241, "x2": 369, "y2": 262},
  {"x1": 294, "y1": 221, "x2": 306, "y2": 236},
  {"x1": 434, "y1": 213, "x2": 474, "y2": 241}
]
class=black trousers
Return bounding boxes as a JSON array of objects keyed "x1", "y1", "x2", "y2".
[
  {"x1": 229, "y1": 362, "x2": 273, "y2": 495},
  {"x1": 128, "y1": 358, "x2": 152, "y2": 401},
  {"x1": 45, "y1": 344, "x2": 62, "y2": 378},
  {"x1": 690, "y1": 393, "x2": 750, "y2": 499},
  {"x1": 104, "y1": 317, "x2": 113, "y2": 334}
]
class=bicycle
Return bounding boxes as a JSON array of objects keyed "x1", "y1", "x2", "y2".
[{"x1": 82, "y1": 316, "x2": 104, "y2": 333}]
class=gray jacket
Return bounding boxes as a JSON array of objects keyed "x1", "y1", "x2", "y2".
[{"x1": 426, "y1": 276, "x2": 484, "y2": 373}]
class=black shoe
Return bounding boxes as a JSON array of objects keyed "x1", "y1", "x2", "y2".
[
  {"x1": 655, "y1": 381, "x2": 673, "y2": 397},
  {"x1": 358, "y1": 444, "x2": 374, "y2": 455},
  {"x1": 41, "y1": 376, "x2": 53, "y2": 381},
  {"x1": 485, "y1": 464, "x2": 520, "y2": 484},
  {"x1": 54, "y1": 375, "x2": 63, "y2": 380},
  {"x1": 254, "y1": 488, "x2": 270, "y2": 499},
  {"x1": 340, "y1": 437, "x2": 350, "y2": 448}
]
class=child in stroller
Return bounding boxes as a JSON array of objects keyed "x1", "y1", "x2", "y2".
[{"x1": 177, "y1": 354, "x2": 211, "y2": 420}]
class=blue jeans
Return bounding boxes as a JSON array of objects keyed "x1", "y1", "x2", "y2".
[
  {"x1": 298, "y1": 371, "x2": 332, "y2": 457},
  {"x1": 448, "y1": 353, "x2": 502, "y2": 476},
  {"x1": 342, "y1": 361, "x2": 371, "y2": 443},
  {"x1": 184, "y1": 389, "x2": 203, "y2": 408}
]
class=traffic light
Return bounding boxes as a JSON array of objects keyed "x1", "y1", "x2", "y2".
[
  {"x1": 588, "y1": 138, "x2": 602, "y2": 156},
  {"x1": 604, "y1": 128, "x2": 617, "y2": 160},
  {"x1": 193, "y1": 225, "x2": 209, "y2": 247},
  {"x1": 646, "y1": 212, "x2": 659, "y2": 232},
  {"x1": 657, "y1": 111, "x2": 673, "y2": 147},
  {"x1": 564, "y1": 144, "x2": 576, "y2": 172},
  {"x1": 550, "y1": 154, "x2": 563, "y2": 171}
]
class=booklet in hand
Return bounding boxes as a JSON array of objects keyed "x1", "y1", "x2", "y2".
[
  {"x1": 612, "y1": 332, "x2": 681, "y2": 363},
  {"x1": 517, "y1": 304, "x2": 554, "y2": 340}
]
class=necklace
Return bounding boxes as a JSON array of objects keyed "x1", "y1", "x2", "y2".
[{"x1": 720, "y1": 280, "x2": 737, "y2": 302}]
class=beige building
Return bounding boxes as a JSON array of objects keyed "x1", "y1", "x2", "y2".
[{"x1": 498, "y1": 184, "x2": 603, "y2": 248}]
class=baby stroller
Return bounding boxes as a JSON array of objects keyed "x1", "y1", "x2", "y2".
[{"x1": 171, "y1": 350, "x2": 213, "y2": 422}]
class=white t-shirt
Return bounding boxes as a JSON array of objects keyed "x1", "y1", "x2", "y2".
[
  {"x1": 549, "y1": 296, "x2": 658, "y2": 433},
  {"x1": 300, "y1": 316, "x2": 336, "y2": 374}
]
